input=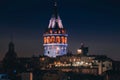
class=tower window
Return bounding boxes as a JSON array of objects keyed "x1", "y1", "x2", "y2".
[
  {"x1": 50, "y1": 30, "x2": 52, "y2": 34},
  {"x1": 51, "y1": 36, "x2": 55, "y2": 43},
  {"x1": 47, "y1": 37, "x2": 50, "y2": 43},
  {"x1": 61, "y1": 37, "x2": 65, "y2": 44},
  {"x1": 62, "y1": 30, "x2": 65, "y2": 34},
  {"x1": 44, "y1": 37, "x2": 47, "y2": 44},
  {"x1": 56, "y1": 36, "x2": 60, "y2": 43},
  {"x1": 58, "y1": 30, "x2": 61, "y2": 34},
  {"x1": 65, "y1": 37, "x2": 67, "y2": 44}
]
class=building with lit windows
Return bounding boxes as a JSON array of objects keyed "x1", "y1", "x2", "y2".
[
  {"x1": 1, "y1": 0, "x2": 120, "y2": 80},
  {"x1": 43, "y1": 1, "x2": 68, "y2": 57}
]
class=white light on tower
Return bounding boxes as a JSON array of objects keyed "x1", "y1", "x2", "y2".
[{"x1": 77, "y1": 49, "x2": 82, "y2": 54}]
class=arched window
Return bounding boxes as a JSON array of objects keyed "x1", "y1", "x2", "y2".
[
  {"x1": 56, "y1": 36, "x2": 60, "y2": 43},
  {"x1": 49, "y1": 30, "x2": 52, "y2": 34},
  {"x1": 47, "y1": 37, "x2": 50, "y2": 43},
  {"x1": 58, "y1": 30, "x2": 61, "y2": 34},
  {"x1": 65, "y1": 37, "x2": 67, "y2": 44},
  {"x1": 62, "y1": 30, "x2": 65, "y2": 34},
  {"x1": 44, "y1": 37, "x2": 47, "y2": 44},
  {"x1": 51, "y1": 36, "x2": 55, "y2": 43},
  {"x1": 61, "y1": 36, "x2": 65, "y2": 44}
]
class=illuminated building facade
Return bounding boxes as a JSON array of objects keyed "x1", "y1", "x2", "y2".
[
  {"x1": 39, "y1": 55, "x2": 113, "y2": 75},
  {"x1": 43, "y1": 1, "x2": 68, "y2": 57}
]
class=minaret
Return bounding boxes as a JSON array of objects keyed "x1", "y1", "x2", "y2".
[
  {"x1": 43, "y1": 0, "x2": 68, "y2": 57},
  {"x1": 4, "y1": 34, "x2": 17, "y2": 60},
  {"x1": 3, "y1": 37, "x2": 18, "y2": 75}
]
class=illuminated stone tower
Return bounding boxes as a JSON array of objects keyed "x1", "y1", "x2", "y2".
[{"x1": 43, "y1": 0, "x2": 68, "y2": 57}]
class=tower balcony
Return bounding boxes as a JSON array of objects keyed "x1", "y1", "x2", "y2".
[
  {"x1": 43, "y1": 43, "x2": 68, "y2": 46},
  {"x1": 43, "y1": 33, "x2": 68, "y2": 37}
]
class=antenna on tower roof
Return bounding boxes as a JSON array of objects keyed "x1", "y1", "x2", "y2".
[
  {"x1": 54, "y1": 0, "x2": 57, "y2": 6},
  {"x1": 53, "y1": 0, "x2": 58, "y2": 19}
]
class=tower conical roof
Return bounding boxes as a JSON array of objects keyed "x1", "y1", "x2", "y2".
[{"x1": 48, "y1": 0, "x2": 63, "y2": 29}]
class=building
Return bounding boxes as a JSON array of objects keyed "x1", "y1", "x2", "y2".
[
  {"x1": 3, "y1": 41, "x2": 18, "y2": 74},
  {"x1": 38, "y1": 54, "x2": 112, "y2": 75},
  {"x1": 0, "y1": 73, "x2": 10, "y2": 80},
  {"x1": 43, "y1": 1, "x2": 68, "y2": 58},
  {"x1": 112, "y1": 61, "x2": 120, "y2": 71},
  {"x1": 77, "y1": 43, "x2": 88, "y2": 55}
]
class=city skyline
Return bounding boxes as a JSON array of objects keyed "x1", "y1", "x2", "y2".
[{"x1": 0, "y1": 0, "x2": 120, "y2": 60}]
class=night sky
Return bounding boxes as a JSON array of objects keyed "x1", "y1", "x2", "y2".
[{"x1": 0, "y1": 0, "x2": 120, "y2": 60}]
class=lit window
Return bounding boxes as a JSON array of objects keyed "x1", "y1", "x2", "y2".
[
  {"x1": 61, "y1": 37, "x2": 65, "y2": 43},
  {"x1": 64, "y1": 37, "x2": 67, "y2": 43},
  {"x1": 58, "y1": 30, "x2": 61, "y2": 34},
  {"x1": 56, "y1": 36, "x2": 60, "y2": 43},
  {"x1": 62, "y1": 30, "x2": 65, "y2": 34},
  {"x1": 49, "y1": 30, "x2": 52, "y2": 34},
  {"x1": 47, "y1": 37, "x2": 50, "y2": 43},
  {"x1": 44, "y1": 37, "x2": 47, "y2": 44},
  {"x1": 41, "y1": 58, "x2": 45, "y2": 61},
  {"x1": 51, "y1": 36, "x2": 55, "y2": 43},
  {"x1": 77, "y1": 49, "x2": 82, "y2": 54}
]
